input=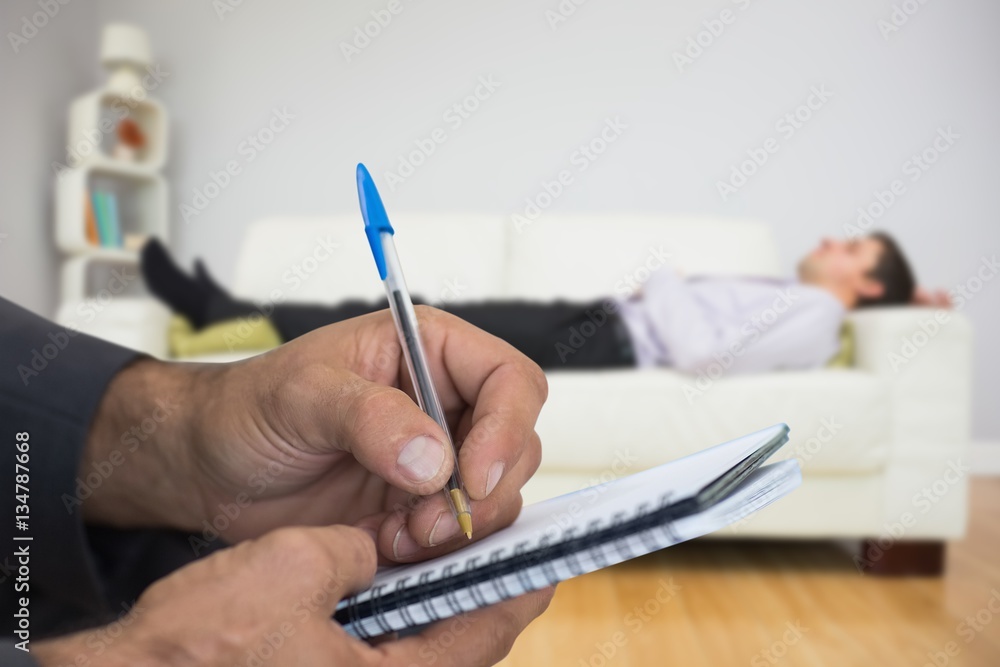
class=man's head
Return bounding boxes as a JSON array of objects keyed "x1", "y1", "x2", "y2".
[{"x1": 798, "y1": 233, "x2": 915, "y2": 309}]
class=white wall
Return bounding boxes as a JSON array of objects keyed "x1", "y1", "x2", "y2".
[
  {"x1": 3, "y1": 0, "x2": 998, "y2": 439},
  {"x1": 0, "y1": 0, "x2": 98, "y2": 315}
]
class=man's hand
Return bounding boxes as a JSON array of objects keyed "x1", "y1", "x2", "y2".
[
  {"x1": 82, "y1": 306, "x2": 547, "y2": 563},
  {"x1": 32, "y1": 526, "x2": 554, "y2": 666}
]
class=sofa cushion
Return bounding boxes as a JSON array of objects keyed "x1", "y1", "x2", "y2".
[
  {"x1": 534, "y1": 367, "x2": 890, "y2": 475},
  {"x1": 505, "y1": 216, "x2": 782, "y2": 300}
]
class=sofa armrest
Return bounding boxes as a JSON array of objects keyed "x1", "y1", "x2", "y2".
[
  {"x1": 848, "y1": 307, "x2": 973, "y2": 448},
  {"x1": 55, "y1": 298, "x2": 171, "y2": 359},
  {"x1": 848, "y1": 307, "x2": 974, "y2": 539}
]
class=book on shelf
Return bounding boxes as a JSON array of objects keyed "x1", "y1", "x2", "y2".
[
  {"x1": 90, "y1": 190, "x2": 107, "y2": 246},
  {"x1": 105, "y1": 191, "x2": 123, "y2": 247},
  {"x1": 84, "y1": 194, "x2": 99, "y2": 246},
  {"x1": 89, "y1": 190, "x2": 123, "y2": 248}
]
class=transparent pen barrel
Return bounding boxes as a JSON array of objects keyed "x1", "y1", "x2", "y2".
[{"x1": 380, "y1": 232, "x2": 469, "y2": 513}]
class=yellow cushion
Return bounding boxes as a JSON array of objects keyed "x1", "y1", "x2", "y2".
[
  {"x1": 826, "y1": 321, "x2": 855, "y2": 368},
  {"x1": 168, "y1": 315, "x2": 283, "y2": 358}
]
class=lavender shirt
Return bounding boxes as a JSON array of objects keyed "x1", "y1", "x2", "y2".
[{"x1": 616, "y1": 271, "x2": 846, "y2": 373}]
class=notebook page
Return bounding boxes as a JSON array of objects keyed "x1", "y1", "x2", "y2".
[
  {"x1": 341, "y1": 460, "x2": 801, "y2": 638},
  {"x1": 340, "y1": 423, "x2": 787, "y2": 603}
]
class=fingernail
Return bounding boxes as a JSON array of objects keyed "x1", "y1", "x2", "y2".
[
  {"x1": 428, "y1": 511, "x2": 460, "y2": 547},
  {"x1": 485, "y1": 460, "x2": 505, "y2": 496},
  {"x1": 397, "y1": 435, "x2": 446, "y2": 483},
  {"x1": 391, "y1": 524, "x2": 421, "y2": 560}
]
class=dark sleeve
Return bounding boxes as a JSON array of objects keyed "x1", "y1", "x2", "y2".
[
  {"x1": 0, "y1": 297, "x2": 138, "y2": 648},
  {"x1": 0, "y1": 642, "x2": 40, "y2": 666}
]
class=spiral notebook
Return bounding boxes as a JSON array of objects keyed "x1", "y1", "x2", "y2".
[{"x1": 335, "y1": 423, "x2": 800, "y2": 638}]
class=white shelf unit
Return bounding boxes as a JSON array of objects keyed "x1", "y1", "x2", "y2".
[{"x1": 54, "y1": 23, "x2": 172, "y2": 357}]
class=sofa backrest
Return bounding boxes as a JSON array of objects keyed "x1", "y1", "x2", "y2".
[
  {"x1": 506, "y1": 215, "x2": 782, "y2": 300},
  {"x1": 232, "y1": 215, "x2": 782, "y2": 304},
  {"x1": 231, "y1": 214, "x2": 509, "y2": 305}
]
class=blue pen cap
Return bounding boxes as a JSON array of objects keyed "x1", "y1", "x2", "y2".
[{"x1": 356, "y1": 163, "x2": 395, "y2": 280}]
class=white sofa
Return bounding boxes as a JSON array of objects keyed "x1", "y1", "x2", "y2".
[{"x1": 64, "y1": 215, "x2": 974, "y2": 564}]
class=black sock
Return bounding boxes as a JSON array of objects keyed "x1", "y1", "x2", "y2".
[
  {"x1": 192, "y1": 259, "x2": 265, "y2": 323},
  {"x1": 140, "y1": 238, "x2": 211, "y2": 328},
  {"x1": 194, "y1": 259, "x2": 226, "y2": 296}
]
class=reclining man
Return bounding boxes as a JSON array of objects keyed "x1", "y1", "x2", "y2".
[{"x1": 143, "y1": 232, "x2": 918, "y2": 373}]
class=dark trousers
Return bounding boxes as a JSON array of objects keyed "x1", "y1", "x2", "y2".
[{"x1": 218, "y1": 297, "x2": 637, "y2": 370}]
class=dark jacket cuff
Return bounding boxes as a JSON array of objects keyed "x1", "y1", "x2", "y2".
[
  {"x1": 1, "y1": 297, "x2": 140, "y2": 637},
  {"x1": 0, "y1": 643, "x2": 40, "y2": 666}
]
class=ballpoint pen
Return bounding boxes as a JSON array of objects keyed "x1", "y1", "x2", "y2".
[{"x1": 356, "y1": 162, "x2": 474, "y2": 539}]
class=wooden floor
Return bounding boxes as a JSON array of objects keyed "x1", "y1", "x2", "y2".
[{"x1": 500, "y1": 477, "x2": 1000, "y2": 667}]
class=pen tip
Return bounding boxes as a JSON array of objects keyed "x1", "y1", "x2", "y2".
[{"x1": 457, "y1": 512, "x2": 473, "y2": 540}]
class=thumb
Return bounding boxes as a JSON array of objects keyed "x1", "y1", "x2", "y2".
[{"x1": 293, "y1": 368, "x2": 455, "y2": 496}]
